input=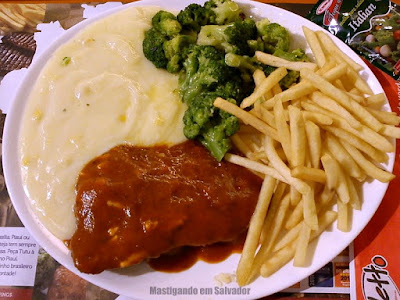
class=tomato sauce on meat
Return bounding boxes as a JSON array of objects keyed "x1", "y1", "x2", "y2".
[
  {"x1": 148, "y1": 233, "x2": 246, "y2": 272},
  {"x1": 70, "y1": 140, "x2": 262, "y2": 274}
]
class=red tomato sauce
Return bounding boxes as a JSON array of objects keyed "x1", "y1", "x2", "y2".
[{"x1": 69, "y1": 141, "x2": 261, "y2": 274}]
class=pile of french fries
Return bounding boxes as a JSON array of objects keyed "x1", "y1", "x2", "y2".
[
  {"x1": 0, "y1": 4, "x2": 45, "y2": 34},
  {"x1": 213, "y1": 27, "x2": 400, "y2": 285}
]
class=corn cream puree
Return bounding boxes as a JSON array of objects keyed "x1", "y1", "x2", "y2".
[{"x1": 19, "y1": 6, "x2": 187, "y2": 240}]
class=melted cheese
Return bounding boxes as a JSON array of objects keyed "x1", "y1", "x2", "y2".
[{"x1": 19, "y1": 6, "x2": 187, "y2": 240}]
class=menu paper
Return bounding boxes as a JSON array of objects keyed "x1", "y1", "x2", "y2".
[{"x1": 0, "y1": 227, "x2": 39, "y2": 286}]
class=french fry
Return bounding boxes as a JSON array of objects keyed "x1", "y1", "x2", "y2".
[
  {"x1": 293, "y1": 222, "x2": 312, "y2": 266},
  {"x1": 316, "y1": 185, "x2": 335, "y2": 212},
  {"x1": 264, "y1": 136, "x2": 310, "y2": 195},
  {"x1": 345, "y1": 175, "x2": 361, "y2": 210},
  {"x1": 320, "y1": 152, "x2": 339, "y2": 190},
  {"x1": 253, "y1": 69, "x2": 267, "y2": 86},
  {"x1": 255, "y1": 51, "x2": 317, "y2": 71},
  {"x1": 310, "y1": 91, "x2": 362, "y2": 129},
  {"x1": 285, "y1": 199, "x2": 304, "y2": 230},
  {"x1": 322, "y1": 125, "x2": 388, "y2": 163},
  {"x1": 264, "y1": 63, "x2": 347, "y2": 109},
  {"x1": 304, "y1": 120, "x2": 321, "y2": 169},
  {"x1": 236, "y1": 176, "x2": 276, "y2": 286},
  {"x1": 303, "y1": 186, "x2": 318, "y2": 230},
  {"x1": 272, "y1": 83, "x2": 283, "y2": 96},
  {"x1": 340, "y1": 140, "x2": 395, "y2": 183},
  {"x1": 346, "y1": 67, "x2": 374, "y2": 95},
  {"x1": 334, "y1": 79, "x2": 346, "y2": 91},
  {"x1": 347, "y1": 92, "x2": 366, "y2": 105},
  {"x1": 302, "y1": 111, "x2": 333, "y2": 126},
  {"x1": 289, "y1": 105, "x2": 306, "y2": 168},
  {"x1": 302, "y1": 100, "x2": 394, "y2": 154},
  {"x1": 260, "y1": 106, "x2": 276, "y2": 129},
  {"x1": 366, "y1": 93, "x2": 387, "y2": 108},
  {"x1": 261, "y1": 210, "x2": 337, "y2": 277},
  {"x1": 274, "y1": 100, "x2": 292, "y2": 164},
  {"x1": 214, "y1": 98, "x2": 280, "y2": 141},
  {"x1": 247, "y1": 192, "x2": 291, "y2": 284},
  {"x1": 334, "y1": 162, "x2": 350, "y2": 204},
  {"x1": 324, "y1": 133, "x2": 365, "y2": 181},
  {"x1": 337, "y1": 198, "x2": 350, "y2": 232},
  {"x1": 290, "y1": 186, "x2": 302, "y2": 206},
  {"x1": 241, "y1": 67, "x2": 288, "y2": 108},
  {"x1": 260, "y1": 241, "x2": 296, "y2": 278},
  {"x1": 274, "y1": 221, "x2": 302, "y2": 252},
  {"x1": 300, "y1": 68, "x2": 382, "y2": 132},
  {"x1": 365, "y1": 107, "x2": 400, "y2": 126},
  {"x1": 316, "y1": 31, "x2": 363, "y2": 72},
  {"x1": 379, "y1": 124, "x2": 400, "y2": 139},
  {"x1": 231, "y1": 134, "x2": 253, "y2": 158},
  {"x1": 302, "y1": 26, "x2": 326, "y2": 68},
  {"x1": 224, "y1": 154, "x2": 287, "y2": 182},
  {"x1": 291, "y1": 166, "x2": 326, "y2": 183},
  {"x1": 260, "y1": 182, "x2": 288, "y2": 243}
]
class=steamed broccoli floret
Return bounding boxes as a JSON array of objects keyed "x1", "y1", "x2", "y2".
[
  {"x1": 273, "y1": 48, "x2": 309, "y2": 62},
  {"x1": 142, "y1": 28, "x2": 169, "y2": 69},
  {"x1": 225, "y1": 48, "x2": 308, "y2": 90},
  {"x1": 200, "y1": 111, "x2": 239, "y2": 161},
  {"x1": 197, "y1": 19, "x2": 257, "y2": 55},
  {"x1": 163, "y1": 34, "x2": 197, "y2": 73},
  {"x1": 183, "y1": 92, "x2": 219, "y2": 139},
  {"x1": 215, "y1": 79, "x2": 253, "y2": 103},
  {"x1": 274, "y1": 48, "x2": 309, "y2": 89},
  {"x1": 224, "y1": 52, "x2": 260, "y2": 84},
  {"x1": 177, "y1": 4, "x2": 211, "y2": 32},
  {"x1": 204, "y1": 0, "x2": 242, "y2": 25},
  {"x1": 197, "y1": 25, "x2": 231, "y2": 51},
  {"x1": 179, "y1": 45, "x2": 248, "y2": 161},
  {"x1": 152, "y1": 10, "x2": 182, "y2": 37},
  {"x1": 179, "y1": 45, "x2": 235, "y2": 104},
  {"x1": 225, "y1": 52, "x2": 257, "y2": 71},
  {"x1": 225, "y1": 19, "x2": 257, "y2": 54},
  {"x1": 183, "y1": 93, "x2": 239, "y2": 161},
  {"x1": 256, "y1": 22, "x2": 290, "y2": 53}
]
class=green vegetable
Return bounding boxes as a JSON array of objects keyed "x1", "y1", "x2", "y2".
[
  {"x1": 179, "y1": 46, "x2": 250, "y2": 160},
  {"x1": 225, "y1": 52, "x2": 258, "y2": 72},
  {"x1": 142, "y1": 28, "x2": 169, "y2": 69},
  {"x1": 200, "y1": 109, "x2": 239, "y2": 161},
  {"x1": 62, "y1": 56, "x2": 71, "y2": 66},
  {"x1": 179, "y1": 45, "x2": 235, "y2": 104},
  {"x1": 197, "y1": 19, "x2": 257, "y2": 55},
  {"x1": 183, "y1": 93, "x2": 239, "y2": 161},
  {"x1": 177, "y1": 4, "x2": 211, "y2": 32},
  {"x1": 225, "y1": 48, "x2": 308, "y2": 90},
  {"x1": 142, "y1": 0, "x2": 308, "y2": 160},
  {"x1": 255, "y1": 22, "x2": 290, "y2": 53},
  {"x1": 204, "y1": 0, "x2": 242, "y2": 25},
  {"x1": 163, "y1": 33, "x2": 197, "y2": 73},
  {"x1": 152, "y1": 10, "x2": 182, "y2": 37}
]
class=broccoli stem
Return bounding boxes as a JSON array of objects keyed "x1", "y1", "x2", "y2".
[{"x1": 200, "y1": 135, "x2": 230, "y2": 161}]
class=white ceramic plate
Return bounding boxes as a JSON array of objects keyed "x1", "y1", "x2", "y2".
[{"x1": 3, "y1": 0, "x2": 394, "y2": 299}]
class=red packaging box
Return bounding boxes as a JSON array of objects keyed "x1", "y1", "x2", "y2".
[{"x1": 352, "y1": 64, "x2": 400, "y2": 299}]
